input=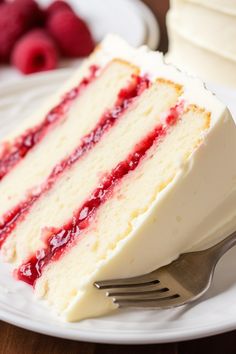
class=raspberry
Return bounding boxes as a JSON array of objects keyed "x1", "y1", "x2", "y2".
[
  {"x1": 46, "y1": 1, "x2": 73, "y2": 18},
  {"x1": 14, "y1": 0, "x2": 45, "y2": 28},
  {"x1": 47, "y1": 10, "x2": 95, "y2": 57},
  {"x1": 0, "y1": 3, "x2": 28, "y2": 61},
  {"x1": 11, "y1": 29, "x2": 58, "y2": 74}
]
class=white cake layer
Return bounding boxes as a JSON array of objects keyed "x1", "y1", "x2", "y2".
[
  {"x1": 2, "y1": 79, "x2": 182, "y2": 263},
  {"x1": 0, "y1": 60, "x2": 136, "y2": 217},
  {"x1": 35, "y1": 105, "x2": 211, "y2": 319},
  {"x1": 166, "y1": 0, "x2": 236, "y2": 87}
]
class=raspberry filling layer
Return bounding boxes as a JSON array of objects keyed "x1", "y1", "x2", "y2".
[
  {"x1": 0, "y1": 75, "x2": 150, "y2": 248},
  {"x1": 0, "y1": 65, "x2": 99, "y2": 181},
  {"x1": 17, "y1": 101, "x2": 184, "y2": 286}
]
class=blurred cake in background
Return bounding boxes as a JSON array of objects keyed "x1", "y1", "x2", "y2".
[{"x1": 166, "y1": 0, "x2": 236, "y2": 88}]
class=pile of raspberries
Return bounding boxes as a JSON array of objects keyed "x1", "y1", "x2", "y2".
[{"x1": 0, "y1": 0, "x2": 95, "y2": 74}]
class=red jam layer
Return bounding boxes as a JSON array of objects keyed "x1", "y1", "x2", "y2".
[
  {"x1": 17, "y1": 101, "x2": 184, "y2": 286},
  {"x1": 0, "y1": 65, "x2": 99, "y2": 181},
  {"x1": 0, "y1": 75, "x2": 150, "y2": 248}
]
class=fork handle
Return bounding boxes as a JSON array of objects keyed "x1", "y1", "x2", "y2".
[{"x1": 207, "y1": 230, "x2": 236, "y2": 263}]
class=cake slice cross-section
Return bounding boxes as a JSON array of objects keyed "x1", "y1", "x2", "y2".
[{"x1": 0, "y1": 35, "x2": 236, "y2": 322}]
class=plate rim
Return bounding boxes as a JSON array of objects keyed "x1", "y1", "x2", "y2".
[
  {"x1": 1, "y1": 304, "x2": 236, "y2": 344},
  {"x1": 131, "y1": 0, "x2": 160, "y2": 49}
]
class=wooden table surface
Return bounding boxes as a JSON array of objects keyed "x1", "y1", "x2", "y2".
[
  {"x1": 1, "y1": 1, "x2": 236, "y2": 353},
  {"x1": 1, "y1": 321, "x2": 236, "y2": 354}
]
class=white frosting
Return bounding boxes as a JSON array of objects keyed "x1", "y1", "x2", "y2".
[
  {"x1": 55, "y1": 35, "x2": 236, "y2": 321},
  {"x1": 187, "y1": 0, "x2": 236, "y2": 14},
  {"x1": 167, "y1": 0, "x2": 236, "y2": 87}
]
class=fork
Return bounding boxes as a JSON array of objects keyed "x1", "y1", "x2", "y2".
[{"x1": 94, "y1": 230, "x2": 236, "y2": 309}]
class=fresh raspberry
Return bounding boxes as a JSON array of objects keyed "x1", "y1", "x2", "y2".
[
  {"x1": 11, "y1": 29, "x2": 58, "y2": 74},
  {"x1": 14, "y1": 0, "x2": 45, "y2": 28},
  {"x1": 0, "y1": 3, "x2": 28, "y2": 61},
  {"x1": 46, "y1": 0, "x2": 73, "y2": 18},
  {"x1": 23, "y1": 28, "x2": 47, "y2": 38},
  {"x1": 47, "y1": 10, "x2": 95, "y2": 57}
]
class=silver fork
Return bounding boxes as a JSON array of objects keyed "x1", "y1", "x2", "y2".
[{"x1": 94, "y1": 230, "x2": 236, "y2": 309}]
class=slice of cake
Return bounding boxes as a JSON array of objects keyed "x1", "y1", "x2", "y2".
[{"x1": 0, "y1": 35, "x2": 236, "y2": 322}]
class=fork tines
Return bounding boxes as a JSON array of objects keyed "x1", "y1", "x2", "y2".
[
  {"x1": 94, "y1": 276, "x2": 181, "y2": 309},
  {"x1": 94, "y1": 274, "x2": 160, "y2": 290}
]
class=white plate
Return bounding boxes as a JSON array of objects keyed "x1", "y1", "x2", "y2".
[
  {"x1": 129, "y1": 0, "x2": 160, "y2": 50},
  {"x1": 39, "y1": 0, "x2": 150, "y2": 48},
  {"x1": 0, "y1": 71, "x2": 236, "y2": 344}
]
